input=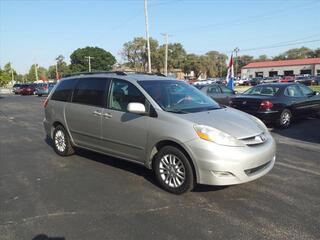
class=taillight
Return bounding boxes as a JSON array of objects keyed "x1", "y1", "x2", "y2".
[
  {"x1": 260, "y1": 100, "x2": 273, "y2": 110},
  {"x1": 43, "y1": 97, "x2": 49, "y2": 108}
]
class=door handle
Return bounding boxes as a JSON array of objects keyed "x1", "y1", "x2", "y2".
[
  {"x1": 93, "y1": 110, "x2": 102, "y2": 116},
  {"x1": 102, "y1": 112, "x2": 112, "y2": 118}
]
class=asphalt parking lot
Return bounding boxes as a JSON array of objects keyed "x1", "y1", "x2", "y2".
[{"x1": 0, "y1": 94, "x2": 319, "y2": 240}]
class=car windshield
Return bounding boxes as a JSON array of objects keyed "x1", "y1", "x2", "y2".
[
  {"x1": 243, "y1": 85, "x2": 280, "y2": 96},
  {"x1": 138, "y1": 80, "x2": 221, "y2": 113}
]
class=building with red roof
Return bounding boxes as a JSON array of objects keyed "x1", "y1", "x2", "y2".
[{"x1": 241, "y1": 58, "x2": 320, "y2": 78}]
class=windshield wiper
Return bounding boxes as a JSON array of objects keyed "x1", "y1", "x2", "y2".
[{"x1": 165, "y1": 109, "x2": 189, "y2": 114}]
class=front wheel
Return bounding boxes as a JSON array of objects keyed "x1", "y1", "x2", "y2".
[
  {"x1": 154, "y1": 146, "x2": 195, "y2": 194},
  {"x1": 277, "y1": 109, "x2": 292, "y2": 128},
  {"x1": 53, "y1": 125, "x2": 75, "y2": 156}
]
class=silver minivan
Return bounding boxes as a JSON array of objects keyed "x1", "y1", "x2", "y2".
[{"x1": 44, "y1": 72, "x2": 276, "y2": 194}]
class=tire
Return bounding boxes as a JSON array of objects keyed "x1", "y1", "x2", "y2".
[
  {"x1": 38, "y1": 94, "x2": 42, "y2": 97},
  {"x1": 53, "y1": 125, "x2": 75, "y2": 156},
  {"x1": 154, "y1": 146, "x2": 195, "y2": 194},
  {"x1": 277, "y1": 109, "x2": 292, "y2": 128}
]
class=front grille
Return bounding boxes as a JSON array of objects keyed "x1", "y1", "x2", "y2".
[
  {"x1": 239, "y1": 133, "x2": 267, "y2": 146},
  {"x1": 244, "y1": 161, "x2": 271, "y2": 176}
]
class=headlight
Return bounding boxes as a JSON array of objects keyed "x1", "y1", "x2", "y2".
[{"x1": 194, "y1": 125, "x2": 244, "y2": 147}]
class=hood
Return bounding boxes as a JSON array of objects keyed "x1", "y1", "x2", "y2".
[{"x1": 178, "y1": 107, "x2": 264, "y2": 139}]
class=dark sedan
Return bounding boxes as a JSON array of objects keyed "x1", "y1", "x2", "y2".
[
  {"x1": 20, "y1": 84, "x2": 36, "y2": 95},
  {"x1": 200, "y1": 83, "x2": 236, "y2": 105},
  {"x1": 229, "y1": 83, "x2": 320, "y2": 128}
]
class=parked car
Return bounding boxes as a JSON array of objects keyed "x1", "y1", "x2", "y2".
[
  {"x1": 261, "y1": 77, "x2": 281, "y2": 84},
  {"x1": 229, "y1": 83, "x2": 320, "y2": 128},
  {"x1": 294, "y1": 75, "x2": 314, "y2": 86},
  {"x1": 279, "y1": 76, "x2": 295, "y2": 83},
  {"x1": 35, "y1": 82, "x2": 56, "y2": 96},
  {"x1": 248, "y1": 77, "x2": 263, "y2": 86},
  {"x1": 44, "y1": 72, "x2": 276, "y2": 194},
  {"x1": 19, "y1": 84, "x2": 36, "y2": 95},
  {"x1": 311, "y1": 76, "x2": 320, "y2": 85},
  {"x1": 200, "y1": 83, "x2": 236, "y2": 105},
  {"x1": 236, "y1": 78, "x2": 250, "y2": 86},
  {"x1": 12, "y1": 83, "x2": 21, "y2": 94}
]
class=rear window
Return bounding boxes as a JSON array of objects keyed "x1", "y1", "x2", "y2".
[
  {"x1": 244, "y1": 86, "x2": 279, "y2": 96},
  {"x1": 72, "y1": 78, "x2": 108, "y2": 107},
  {"x1": 51, "y1": 79, "x2": 77, "y2": 102}
]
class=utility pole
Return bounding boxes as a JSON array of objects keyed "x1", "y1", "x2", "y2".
[
  {"x1": 10, "y1": 63, "x2": 14, "y2": 83},
  {"x1": 234, "y1": 47, "x2": 240, "y2": 78},
  {"x1": 85, "y1": 56, "x2": 94, "y2": 72},
  {"x1": 161, "y1": 33, "x2": 170, "y2": 76},
  {"x1": 35, "y1": 63, "x2": 39, "y2": 82},
  {"x1": 144, "y1": 0, "x2": 152, "y2": 73},
  {"x1": 55, "y1": 61, "x2": 59, "y2": 80}
]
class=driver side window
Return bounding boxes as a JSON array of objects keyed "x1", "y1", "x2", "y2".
[
  {"x1": 207, "y1": 85, "x2": 221, "y2": 94},
  {"x1": 298, "y1": 85, "x2": 313, "y2": 96},
  {"x1": 108, "y1": 79, "x2": 146, "y2": 112}
]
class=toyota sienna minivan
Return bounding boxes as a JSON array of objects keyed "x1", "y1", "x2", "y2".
[{"x1": 43, "y1": 72, "x2": 276, "y2": 194}]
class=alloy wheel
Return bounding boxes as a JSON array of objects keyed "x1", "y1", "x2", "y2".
[
  {"x1": 159, "y1": 154, "x2": 186, "y2": 188},
  {"x1": 55, "y1": 130, "x2": 66, "y2": 153}
]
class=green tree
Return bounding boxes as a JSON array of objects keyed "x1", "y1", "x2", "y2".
[
  {"x1": 205, "y1": 51, "x2": 228, "y2": 77},
  {"x1": 48, "y1": 55, "x2": 71, "y2": 79},
  {"x1": 0, "y1": 63, "x2": 16, "y2": 86},
  {"x1": 312, "y1": 48, "x2": 320, "y2": 58},
  {"x1": 122, "y1": 37, "x2": 159, "y2": 71},
  {"x1": 256, "y1": 55, "x2": 269, "y2": 61},
  {"x1": 70, "y1": 47, "x2": 116, "y2": 72},
  {"x1": 284, "y1": 47, "x2": 313, "y2": 59},
  {"x1": 0, "y1": 67, "x2": 11, "y2": 87},
  {"x1": 156, "y1": 43, "x2": 187, "y2": 71},
  {"x1": 237, "y1": 55, "x2": 254, "y2": 73},
  {"x1": 182, "y1": 54, "x2": 202, "y2": 77},
  {"x1": 27, "y1": 64, "x2": 47, "y2": 82}
]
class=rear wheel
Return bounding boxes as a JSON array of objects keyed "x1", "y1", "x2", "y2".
[
  {"x1": 53, "y1": 125, "x2": 75, "y2": 156},
  {"x1": 277, "y1": 109, "x2": 292, "y2": 128},
  {"x1": 154, "y1": 146, "x2": 195, "y2": 194}
]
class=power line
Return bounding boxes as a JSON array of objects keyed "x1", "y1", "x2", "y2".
[
  {"x1": 169, "y1": 0, "x2": 318, "y2": 34},
  {"x1": 236, "y1": 39, "x2": 320, "y2": 53}
]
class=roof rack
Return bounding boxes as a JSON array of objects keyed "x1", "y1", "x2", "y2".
[
  {"x1": 64, "y1": 71, "x2": 127, "y2": 78},
  {"x1": 63, "y1": 71, "x2": 167, "y2": 78}
]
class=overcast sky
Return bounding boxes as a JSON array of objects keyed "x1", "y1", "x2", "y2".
[{"x1": 1, "y1": 0, "x2": 319, "y2": 73}]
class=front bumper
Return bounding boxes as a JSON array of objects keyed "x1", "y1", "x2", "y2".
[{"x1": 185, "y1": 133, "x2": 276, "y2": 186}]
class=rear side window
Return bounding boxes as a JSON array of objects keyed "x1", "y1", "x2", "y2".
[
  {"x1": 72, "y1": 78, "x2": 108, "y2": 107},
  {"x1": 51, "y1": 79, "x2": 77, "y2": 102}
]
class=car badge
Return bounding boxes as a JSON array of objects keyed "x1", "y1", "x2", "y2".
[
  {"x1": 255, "y1": 134, "x2": 267, "y2": 143},
  {"x1": 242, "y1": 101, "x2": 247, "y2": 105}
]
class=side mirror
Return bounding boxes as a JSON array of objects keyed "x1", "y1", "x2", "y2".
[{"x1": 127, "y1": 102, "x2": 146, "y2": 114}]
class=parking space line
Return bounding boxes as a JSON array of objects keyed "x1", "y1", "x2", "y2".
[{"x1": 277, "y1": 162, "x2": 320, "y2": 176}]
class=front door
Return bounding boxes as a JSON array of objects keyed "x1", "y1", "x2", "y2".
[
  {"x1": 284, "y1": 85, "x2": 307, "y2": 116},
  {"x1": 206, "y1": 85, "x2": 225, "y2": 104},
  {"x1": 65, "y1": 77, "x2": 108, "y2": 150},
  {"x1": 298, "y1": 84, "x2": 320, "y2": 115},
  {"x1": 101, "y1": 79, "x2": 149, "y2": 163}
]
